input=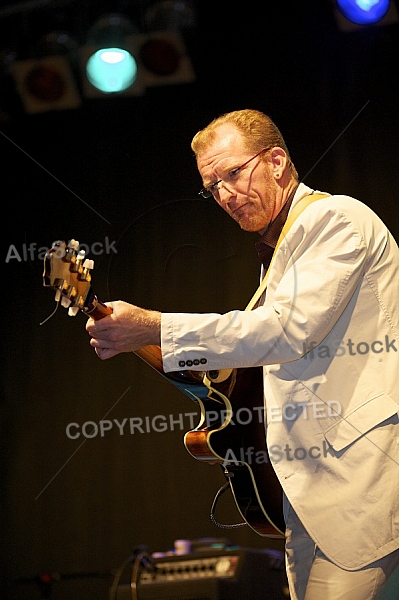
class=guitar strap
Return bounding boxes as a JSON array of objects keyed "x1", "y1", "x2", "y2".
[{"x1": 246, "y1": 192, "x2": 329, "y2": 311}]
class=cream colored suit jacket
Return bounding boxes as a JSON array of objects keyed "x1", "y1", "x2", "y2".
[{"x1": 161, "y1": 183, "x2": 399, "y2": 569}]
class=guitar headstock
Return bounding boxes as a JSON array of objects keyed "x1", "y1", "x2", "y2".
[{"x1": 43, "y1": 239, "x2": 95, "y2": 316}]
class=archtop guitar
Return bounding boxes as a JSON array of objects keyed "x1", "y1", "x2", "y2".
[{"x1": 42, "y1": 239, "x2": 284, "y2": 539}]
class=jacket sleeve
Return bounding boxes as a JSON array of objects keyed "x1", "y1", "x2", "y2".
[{"x1": 161, "y1": 197, "x2": 376, "y2": 373}]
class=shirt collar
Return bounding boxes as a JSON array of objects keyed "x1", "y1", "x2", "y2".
[{"x1": 254, "y1": 184, "x2": 299, "y2": 268}]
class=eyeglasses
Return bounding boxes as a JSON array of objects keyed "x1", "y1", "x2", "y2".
[{"x1": 198, "y1": 148, "x2": 268, "y2": 199}]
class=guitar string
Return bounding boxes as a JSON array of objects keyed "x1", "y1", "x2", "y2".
[{"x1": 39, "y1": 299, "x2": 61, "y2": 325}]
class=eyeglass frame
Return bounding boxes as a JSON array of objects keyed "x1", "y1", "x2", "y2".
[{"x1": 198, "y1": 147, "x2": 269, "y2": 199}]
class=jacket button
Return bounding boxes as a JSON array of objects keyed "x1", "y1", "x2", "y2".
[{"x1": 178, "y1": 361, "x2": 186, "y2": 367}]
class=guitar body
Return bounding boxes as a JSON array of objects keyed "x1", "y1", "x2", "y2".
[
  {"x1": 184, "y1": 366, "x2": 284, "y2": 538},
  {"x1": 43, "y1": 239, "x2": 284, "y2": 539}
]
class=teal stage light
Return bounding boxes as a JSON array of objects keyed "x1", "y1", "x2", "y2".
[{"x1": 85, "y1": 47, "x2": 137, "y2": 93}]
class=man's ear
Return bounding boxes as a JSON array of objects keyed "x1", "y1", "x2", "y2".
[{"x1": 269, "y1": 147, "x2": 287, "y2": 179}]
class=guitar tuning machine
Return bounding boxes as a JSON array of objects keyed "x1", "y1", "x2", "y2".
[
  {"x1": 80, "y1": 258, "x2": 94, "y2": 282},
  {"x1": 68, "y1": 239, "x2": 79, "y2": 251},
  {"x1": 69, "y1": 248, "x2": 86, "y2": 274},
  {"x1": 61, "y1": 296, "x2": 71, "y2": 308},
  {"x1": 83, "y1": 259, "x2": 94, "y2": 269},
  {"x1": 53, "y1": 280, "x2": 72, "y2": 301},
  {"x1": 64, "y1": 239, "x2": 79, "y2": 262},
  {"x1": 76, "y1": 250, "x2": 86, "y2": 267}
]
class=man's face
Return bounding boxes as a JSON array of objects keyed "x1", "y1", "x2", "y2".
[{"x1": 196, "y1": 123, "x2": 278, "y2": 233}]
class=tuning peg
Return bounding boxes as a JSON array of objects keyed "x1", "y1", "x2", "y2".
[
  {"x1": 83, "y1": 259, "x2": 94, "y2": 270},
  {"x1": 70, "y1": 248, "x2": 86, "y2": 273},
  {"x1": 61, "y1": 296, "x2": 71, "y2": 308},
  {"x1": 79, "y1": 258, "x2": 94, "y2": 282},
  {"x1": 62, "y1": 239, "x2": 79, "y2": 262},
  {"x1": 68, "y1": 306, "x2": 80, "y2": 317},
  {"x1": 68, "y1": 239, "x2": 79, "y2": 250}
]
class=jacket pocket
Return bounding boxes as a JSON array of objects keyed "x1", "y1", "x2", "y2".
[{"x1": 321, "y1": 393, "x2": 399, "y2": 452}]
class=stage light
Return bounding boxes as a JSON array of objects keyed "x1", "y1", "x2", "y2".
[
  {"x1": 82, "y1": 14, "x2": 142, "y2": 96},
  {"x1": 85, "y1": 48, "x2": 137, "y2": 93},
  {"x1": 9, "y1": 30, "x2": 81, "y2": 115},
  {"x1": 126, "y1": 31, "x2": 195, "y2": 88},
  {"x1": 82, "y1": 29, "x2": 194, "y2": 97},
  {"x1": 10, "y1": 55, "x2": 81, "y2": 114},
  {"x1": 336, "y1": 0, "x2": 390, "y2": 25}
]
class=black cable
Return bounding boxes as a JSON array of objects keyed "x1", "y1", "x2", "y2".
[
  {"x1": 109, "y1": 546, "x2": 156, "y2": 600},
  {"x1": 129, "y1": 552, "x2": 146, "y2": 600},
  {"x1": 109, "y1": 555, "x2": 136, "y2": 600},
  {"x1": 210, "y1": 479, "x2": 247, "y2": 530}
]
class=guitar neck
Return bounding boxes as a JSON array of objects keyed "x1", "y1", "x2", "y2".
[{"x1": 84, "y1": 292, "x2": 202, "y2": 384}]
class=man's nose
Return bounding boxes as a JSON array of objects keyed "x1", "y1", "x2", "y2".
[{"x1": 217, "y1": 182, "x2": 235, "y2": 205}]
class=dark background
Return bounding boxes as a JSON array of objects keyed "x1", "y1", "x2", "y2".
[{"x1": 2, "y1": 1, "x2": 399, "y2": 598}]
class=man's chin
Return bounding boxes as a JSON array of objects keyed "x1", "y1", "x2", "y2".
[{"x1": 236, "y1": 218, "x2": 269, "y2": 234}]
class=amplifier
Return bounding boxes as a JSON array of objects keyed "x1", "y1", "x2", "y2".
[{"x1": 112, "y1": 548, "x2": 289, "y2": 599}]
